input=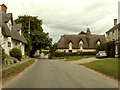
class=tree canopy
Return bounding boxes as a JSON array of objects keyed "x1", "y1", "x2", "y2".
[
  {"x1": 15, "y1": 15, "x2": 52, "y2": 57},
  {"x1": 78, "y1": 31, "x2": 86, "y2": 35}
]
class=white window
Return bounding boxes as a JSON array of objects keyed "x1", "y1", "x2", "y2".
[
  {"x1": 115, "y1": 45, "x2": 118, "y2": 55},
  {"x1": 79, "y1": 40, "x2": 83, "y2": 51},
  {"x1": 97, "y1": 41, "x2": 101, "y2": 45},
  {"x1": 69, "y1": 42, "x2": 72, "y2": 50}
]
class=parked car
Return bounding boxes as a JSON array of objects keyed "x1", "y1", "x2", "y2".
[{"x1": 96, "y1": 51, "x2": 107, "y2": 58}]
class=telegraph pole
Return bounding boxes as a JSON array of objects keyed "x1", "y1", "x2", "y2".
[{"x1": 28, "y1": 21, "x2": 30, "y2": 35}]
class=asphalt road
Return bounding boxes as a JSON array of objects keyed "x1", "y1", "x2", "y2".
[{"x1": 3, "y1": 59, "x2": 118, "y2": 88}]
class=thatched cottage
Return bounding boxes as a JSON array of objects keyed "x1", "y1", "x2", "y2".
[{"x1": 57, "y1": 28, "x2": 106, "y2": 52}]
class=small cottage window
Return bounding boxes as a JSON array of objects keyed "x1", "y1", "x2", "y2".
[
  {"x1": 15, "y1": 43, "x2": 17, "y2": 46},
  {"x1": 69, "y1": 42, "x2": 73, "y2": 50},
  {"x1": 69, "y1": 50, "x2": 72, "y2": 52},
  {"x1": 8, "y1": 42, "x2": 11, "y2": 47},
  {"x1": 64, "y1": 50, "x2": 66, "y2": 52}
]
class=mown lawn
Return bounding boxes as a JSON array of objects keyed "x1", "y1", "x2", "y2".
[
  {"x1": 65, "y1": 56, "x2": 94, "y2": 61},
  {"x1": 84, "y1": 58, "x2": 119, "y2": 79}
]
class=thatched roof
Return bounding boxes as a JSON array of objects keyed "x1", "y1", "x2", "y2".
[
  {"x1": 57, "y1": 34, "x2": 106, "y2": 49},
  {"x1": 0, "y1": 12, "x2": 27, "y2": 44}
]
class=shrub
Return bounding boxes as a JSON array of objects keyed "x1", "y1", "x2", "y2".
[
  {"x1": 49, "y1": 51, "x2": 96, "y2": 59},
  {"x1": 9, "y1": 48, "x2": 22, "y2": 61},
  {"x1": 105, "y1": 41, "x2": 115, "y2": 58},
  {"x1": 0, "y1": 45, "x2": 6, "y2": 64},
  {"x1": 105, "y1": 42, "x2": 111, "y2": 57},
  {"x1": 96, "y1": 43, "x2": 106, "y2": 53},
  {"x1": 118, "y1": 44, "x2": 120, "y2": 58}
]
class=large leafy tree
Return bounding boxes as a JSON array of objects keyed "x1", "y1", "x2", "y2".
[
  {"x1": 15, "y1": 15, "x2": 52, "y2": 57},
  {"x1": 78, "y1": 31, "x2": 86, "y2": 35}
]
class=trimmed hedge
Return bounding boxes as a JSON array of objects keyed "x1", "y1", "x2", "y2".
[
  {"x1": 9, "y1": 48, "x2": 22, "y2": 61},
  {"x1": 49, "y1": 51, "x2": 96, "y2": 59}
]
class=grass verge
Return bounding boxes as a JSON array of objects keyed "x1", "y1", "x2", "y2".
[
  {"x1": 2, "y1": 59, "x2": 35, "y2": 79},
  {"x1": 84, "y1": 58, "x2": 119, "y2": 80}
]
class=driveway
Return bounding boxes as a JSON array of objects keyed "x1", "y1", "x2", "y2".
[
  {"x1": 3, "y1": 59, "x2": 118, "y2": 88},
  {"x1": 68, "y1": 57, "x2": 100, "y2": 64}
]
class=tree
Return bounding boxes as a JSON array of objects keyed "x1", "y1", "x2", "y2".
[
  {"x1": 78, "y1": 31, "x2": 86, "y2": 35},
  {"x1": 15, "y1": 15, "x2": 52, "y2": 57},
  {"x1": 48, "y1": 43, "x2": 57, "y2": 59},
  {"x1": 105, "y1": 41, "x2": 115, "y2": 57},
  {"x1": 49, "y1": 43, "x2": 57, "y2": 53},
  {"x1": 96, "y1": 43, "x2": 106, "y2": 53}
]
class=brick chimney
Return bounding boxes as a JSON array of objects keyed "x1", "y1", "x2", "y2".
[
  {"x1": 114, "y1": 19, "x2": 117, "y2": 26},
  {"x1": 0, "y1": 4, "x2": 7, "y2": 13}
]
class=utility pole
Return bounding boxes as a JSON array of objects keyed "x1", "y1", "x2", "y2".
[
  {"x1": 28, "y1": 21, "x2": 30, "y2": 35},
  {"x1": 28, "y1": 20, "x2": 31, "y2": 42}
]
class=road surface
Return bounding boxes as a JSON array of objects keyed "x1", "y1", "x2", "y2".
[{"x1": 3, "y1": 59, "x2": 118, "y2": 88}]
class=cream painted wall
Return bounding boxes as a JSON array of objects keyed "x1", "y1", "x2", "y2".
[
  {"x1": 106, "y1": 28, "x2": 118, "y2": 42},
  {"x1": 21, "y1": 43, "x2": 25, "y2": 55},
  {"x1": 11, "y1": 39, "x2": 20, "y2": 49},
  {"x1": 11, "y1": 40, "x2": 25, "y2": 55},
  {"x1": 1, "y1": 36, "x2": 11, "y2": 55},
  {"x1": 57, "y1": 49, "x2": 96, "y2": 52}
]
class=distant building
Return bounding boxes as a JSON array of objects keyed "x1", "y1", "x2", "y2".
[
  {"x1": 0, "y1": 4, "x2": 27, "y2": 55},
  {"x1": 57, "y1": 28, "x2": 106, "y2": 52},
  {"x1": 106, "y1": 19, "x2": 120, "y2": 41},
  {"x1": 106, "y1": 19, "x2": 120, "y2": 57}
]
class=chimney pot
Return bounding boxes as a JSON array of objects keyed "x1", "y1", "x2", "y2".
[{"x1": 0, "y1": 4, "x2": 7, "y2": 13}]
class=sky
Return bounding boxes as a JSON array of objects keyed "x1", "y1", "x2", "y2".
[{"x1": 0, "y1": 0, "x2": 119, "y2": 43}]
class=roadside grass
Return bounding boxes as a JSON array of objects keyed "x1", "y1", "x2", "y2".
[
  {"x1": 65, "y1": 56, "x2": 94, "y2": 61},
  {"x1": 84, "y1": 58, "x2": 119, "y2": 79},
  {"x1": 2, "y1": 59, "x2": 35, "y2": 79}
]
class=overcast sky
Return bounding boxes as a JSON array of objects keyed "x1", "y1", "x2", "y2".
[{"x1": 0, "y1": 0, "x2": 119, "y2": 43}]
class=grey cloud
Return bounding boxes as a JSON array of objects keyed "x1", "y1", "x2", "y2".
[{"x1": 2, "y1": 0, "x2": 119, "y2": 43}]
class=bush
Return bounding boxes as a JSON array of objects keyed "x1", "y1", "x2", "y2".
[
  {"x1": 105, "y1": 41, "x2": 115, "y2": 58},
  {"x1": 9, "y1": 48, "x2": 22, "y2": 61},
  {"x1": 0, "y1": 45, "x2": 6, "y2": 64},
  {"x1": 96, "y1": 43, "x2": 106, "y2": 53},
  {"x1": 49, "y1": 51, "x2": 96, "y2": 59},
  {"x1": 118, "y1": 44, "x2": 120, "y2": 58}
]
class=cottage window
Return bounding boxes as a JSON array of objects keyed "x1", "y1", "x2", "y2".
[
  {"x1": 15, "y1": 43, "x2": 17, "y2": 46},
  {"x1": 69, "y1": 50, "x2": 72, "y2": 52},
  {"x1": 79, "y1": 40, "x2": 83, "y2": 51},
  {"x1": 97, "y1": 41, "x2": 101, "y2": 45},
  {"x1": 8, "y1": 42, "x2": 11, "y2": 47},
  {"x1": 69, "y1": 42, "x2": 72, "y2": 50}
]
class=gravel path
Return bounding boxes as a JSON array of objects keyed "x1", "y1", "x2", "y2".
[{"x1": 68, "y1": 57, "x2": 100, "y2": 64}]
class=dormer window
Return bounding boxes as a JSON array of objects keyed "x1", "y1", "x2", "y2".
[
  {"x1": 79, "y1": 40, "x2": 83, "y2": 51},
  {"x1": 97, "y1": 40, "x2": 101, "y2": 45},
  {"x1": 69, "y1": 42, "x2": 73, "y2": 50}
]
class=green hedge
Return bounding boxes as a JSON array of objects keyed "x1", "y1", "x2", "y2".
[
  {"x1": 2, "y1": 59, "x2": 35, "y2": 79},
  {"x1": 9, "y1": 48, "x2": 22, "y2": 61},
  {"x1": 49, "y1": 51, "x2": 96, "y2": 59}
]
